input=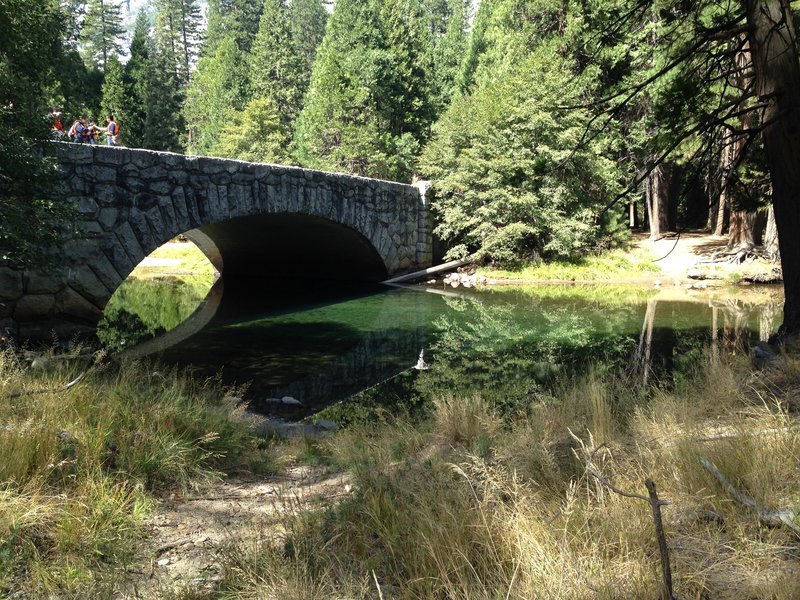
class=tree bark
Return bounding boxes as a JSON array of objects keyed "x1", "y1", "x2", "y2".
[
  {"x1": 743, "y1": 0, "x2": 800, "y2": 338},
  {"x1": 728, "y1": 209, "x2": 757, "y2": 248},
  {"x1": 764, "y1": 203, "x2": 779, "y2": 260},
  {"x1": 645, "y1": 163, "x2": 671, "y2": 240},
  {"x1": 724, "y1": 33, "x2": 757, "y2": 249}
]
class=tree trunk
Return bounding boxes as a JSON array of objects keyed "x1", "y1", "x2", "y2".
[
  {"x1": 728, "y1": 209, "x2": 757, "y2": 248},
  {"x1": 724, "y1": 33, "x2": 755, "y2": 249},
  {"x1": 645, "y1": 163, "x2": 671, "y2": 240},
  {"x1": 764, "y1": 203, "x2": 779, "y2": 260},
  {"x1": 744, "y1": 0, "x2": 800, "y2": 338},
  {"x1": 629, "y1": 201, "x2": 639, "y2": 228}
]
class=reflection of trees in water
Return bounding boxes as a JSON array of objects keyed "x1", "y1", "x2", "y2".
[
  {"x1": 632, "y1": 296, "x2": 783, "y2": 385},
  {"x1": 98, "y1": 276, "x2": 212, "y2": 349},
  {"x1": 427, "y1": 292, "x2": 784, "y2": 409},
  {"x1": 418, "y1": 294, "x2": 641, "y2": 412}
]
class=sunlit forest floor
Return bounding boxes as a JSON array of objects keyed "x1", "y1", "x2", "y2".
[{"x1": 482, "y1": 232, "x2": 781, "y2": 287}]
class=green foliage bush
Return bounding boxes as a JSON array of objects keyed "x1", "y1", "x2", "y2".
[{"x1": 421, "y1": 39, "x2": 626, "y2": 266}]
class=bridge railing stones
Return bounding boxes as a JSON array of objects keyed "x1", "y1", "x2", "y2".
[{"x1": 1, "y1": 143, "x2": 433, "y2": 340}]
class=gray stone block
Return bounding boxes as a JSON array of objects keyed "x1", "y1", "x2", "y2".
[
  {"x1": 128, "y1": 208, "x2": 156, "y2": 251},
  {"x1": 78, "y1": 221, "x2": 104, "y2": 237},
  {"x1": 14, "y1": 295, "x2": 56, "y2": 320},
  {"x1": 56, "y1": 287, "x2": 103, "y2": 321},
  {"x1": 131, "y1": 150, "x2": 157, "y2": 168},
  {"x1": 0, "y1": 268, "x2": 24, "y2": 300},
  {"x1": 89, "y1": 254, "x2": 123, "y2": 292},
  {"x1": 70, "y1": 267, "x2": 110, "y2": 303},
  {"x1": 95, "y1": 147, "x2": 130, "y2": 166},
  {"x1": 104, "y1": 244, "x2": 135, "y2": 279},
  {"x1": 141, "y1": 165, "x2": 168, "y2": 180},
  {"x1": 93, "y1": 165, "x2": 118, "y2": 183},
  {"x1": 116, "y1": 221, "x2": 145, "y2": 264},
  {"x1": 98, "y1": 207, "x2": 119, "y2": 229},
  {"x1": 76, "y1": 196, "x2": 98, "y2": 215}
]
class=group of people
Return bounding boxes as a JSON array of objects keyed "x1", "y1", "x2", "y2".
[{"x1": 50, "y1": 109, "x2": 120, "y2": 146}]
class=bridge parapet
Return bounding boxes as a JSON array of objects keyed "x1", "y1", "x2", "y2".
[{"x1": 0, "y1": 144, "x2": 432, "y2": 340}]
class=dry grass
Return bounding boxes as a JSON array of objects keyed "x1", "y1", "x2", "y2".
[
  {"x1": 216, "y1": 354, "x2": 800, "y2": 599},
  {"x1": 0, "y1": 349, "x2": 276, "y2": 596}
]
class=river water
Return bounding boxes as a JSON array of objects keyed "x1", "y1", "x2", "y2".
[{"x1": 99, "y1": 277, "x2": 784, "y2": 422}]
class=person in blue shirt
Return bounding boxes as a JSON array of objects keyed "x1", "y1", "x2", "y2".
[
  {"x1": 74, "y1": 116, "x2": 89, "y2": 143},
  {"x1": 105, "y1": 114, "x2": 118, "y2": 146}
]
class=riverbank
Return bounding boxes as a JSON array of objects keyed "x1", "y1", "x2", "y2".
[{"x1": 475, "y1": 232, "x2": 782, "y2": 288}]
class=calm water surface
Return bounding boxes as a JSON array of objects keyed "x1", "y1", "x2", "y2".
[{"x1": 100, "y1": 278, "x2": 784, "y2": 421}]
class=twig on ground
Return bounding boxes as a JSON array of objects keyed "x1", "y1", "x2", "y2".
[
  {"x1": 7, "y1": 371, "x2": 85, "y2": 398},
  {"x1": 699, "y1": 457, "x2": 800, "y2": 536},
  {"x1": 155, "y1": 537, "x2": 195, "y2": 556},
  {"x1": 569, "y1": 430, "x2": 676, "y2": 600}
]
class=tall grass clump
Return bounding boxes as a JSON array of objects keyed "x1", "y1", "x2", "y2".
[
  {"x1": 0, "y1": 348, "x2": 274, "y2": 596},
  {"x1": 215, "y1": 354, "x2": 800, "y2": 599}
]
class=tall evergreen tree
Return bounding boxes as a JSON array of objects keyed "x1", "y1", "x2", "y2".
[
  {"x1": 80, "y1": 0, "x2": 125, "y2": 70},
  {"x1": 204, "y1": 0, "x2": 263, "y2": 55},
  {"x1": 454, "y1": 0, "x2": 497, "y2": 94},
  {"x1": 100, "y1": 55, "x2": 125, "y2": 123},
  {"x1": 294, "y1": 0, "x2": 434, "y2": 180},
  {"x1": 421, "y1": 0, "x2": 627, "y2": 264},
  {"x1": 422, "y1": 0, "x2": 469, "y2": 115},
  {"x1": 143, "y1": 22, "x2": 185, "y2": 151},
  {"x1": 248, "y1": 0, "x2": 326, "y2": 135},
  {"x1": 120, "y1": 9, "x2": 150, "y2": 148},
  {"x1": 183, "y1": 35, "x2": 248, "y2": 154},
  {"x1": 288, "y1": 0, "x2": 328, "y2": 77},
  {"x1": 152, "y1": 0, "x2": 202, "y2": 84},
  {"x1": 215, "y1": 97, "x2": 288, "y2": 162}
]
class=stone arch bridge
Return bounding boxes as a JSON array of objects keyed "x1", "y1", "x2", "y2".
[{"x1": 0, "y1": 144, "x2": 432, "y2": 339}]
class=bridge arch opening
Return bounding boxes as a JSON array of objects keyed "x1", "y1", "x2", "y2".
[
  {"x1": 98, "y1": 213, "x2": 388, "y2": 348},
  {"x1": 198, "y1": 213, "x2": 388, "y2": 295}
]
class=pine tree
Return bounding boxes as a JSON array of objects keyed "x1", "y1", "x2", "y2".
[
  {"x1": 422, "y1": 0, "x2": 469, "y2": 115},
  {"x1": 81, "y1": 0, "x2": 125, "y2": 70},
  {"x1": 294, "y1": 0, "x2": 433, "y2": 180},
  {"x1": 204, "y1": 0, "x2": 263, "y2": 55},
  {"x1": 288, "y1": 0, "x2": 328, "y2": 77},
  {"x1": 248, "y1": 0, "x2": 325, "y2": 136},
  {"x1": 152, "y1": 0, "x2": 202, "y2": 84},
  {"x1": 420, "y1": 0, "x2": 626, "y2": 265},
  {"x1": 249, "y1": 0, "x2": 297, "y2": 123},
  {"x1": 183, "y1": 35, "x2": 248, "y2": 155},
  {"x1": 454, "y1": 0, "x2": 497, "y2": 94},
  {"x1": 379, "y1": 0, "x2": 435, "y2": 142},
  {"x1": 100, "y1": 55, "x2": 125, "y2": 127},
  {"x1": 215, "y1": 97, "x2": 288, "y2": 162},
  {"x1": 121, "y1": 9, "x2": 150, "y2": 148},
  {"x1": 143, "y1": 25, "x2": 185, "y2": 151}
]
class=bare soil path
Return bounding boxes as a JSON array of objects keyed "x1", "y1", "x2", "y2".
[
  {"x1": 635, "y1": 231, "x2": 780, "y2": 284},
  {"x1": 126, "y1": 466, "x2": 352, "y2": 598}
]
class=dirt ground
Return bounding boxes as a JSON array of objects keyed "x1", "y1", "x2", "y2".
[
  {"x1": 126, "y1": 466, "x2": 352, "y2": 598},
  {"x1": 121, "y1": 232, "x2": 783, "y2": 597},
  {"x1": 634, "y1": 231, "x2": 781, "y2": 285}
]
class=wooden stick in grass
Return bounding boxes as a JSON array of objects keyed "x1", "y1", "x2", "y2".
[
  {"x1": 569, "y1": 430, "x2": 676, "y2": 600},
  {"x1": 700, "y1": 457, "x2": 800, "y2": 536}
]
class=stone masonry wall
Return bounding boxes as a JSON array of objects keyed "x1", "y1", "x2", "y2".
[{"x1": 0, "y1": 144, "x2": 432, "y2": 340}]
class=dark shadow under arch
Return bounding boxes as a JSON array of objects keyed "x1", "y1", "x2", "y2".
[{"x1": 198, "y1": 213, "x2": 387, "y2": 290}]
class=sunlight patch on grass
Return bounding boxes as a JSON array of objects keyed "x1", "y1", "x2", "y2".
[{"x1": 479, "y1": 249, "x2": 660, "y2": 282}]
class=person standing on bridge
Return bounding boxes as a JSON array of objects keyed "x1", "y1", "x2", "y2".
[{"x1": 105, "y1": 114, "x2": 119, "y2": 146}]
